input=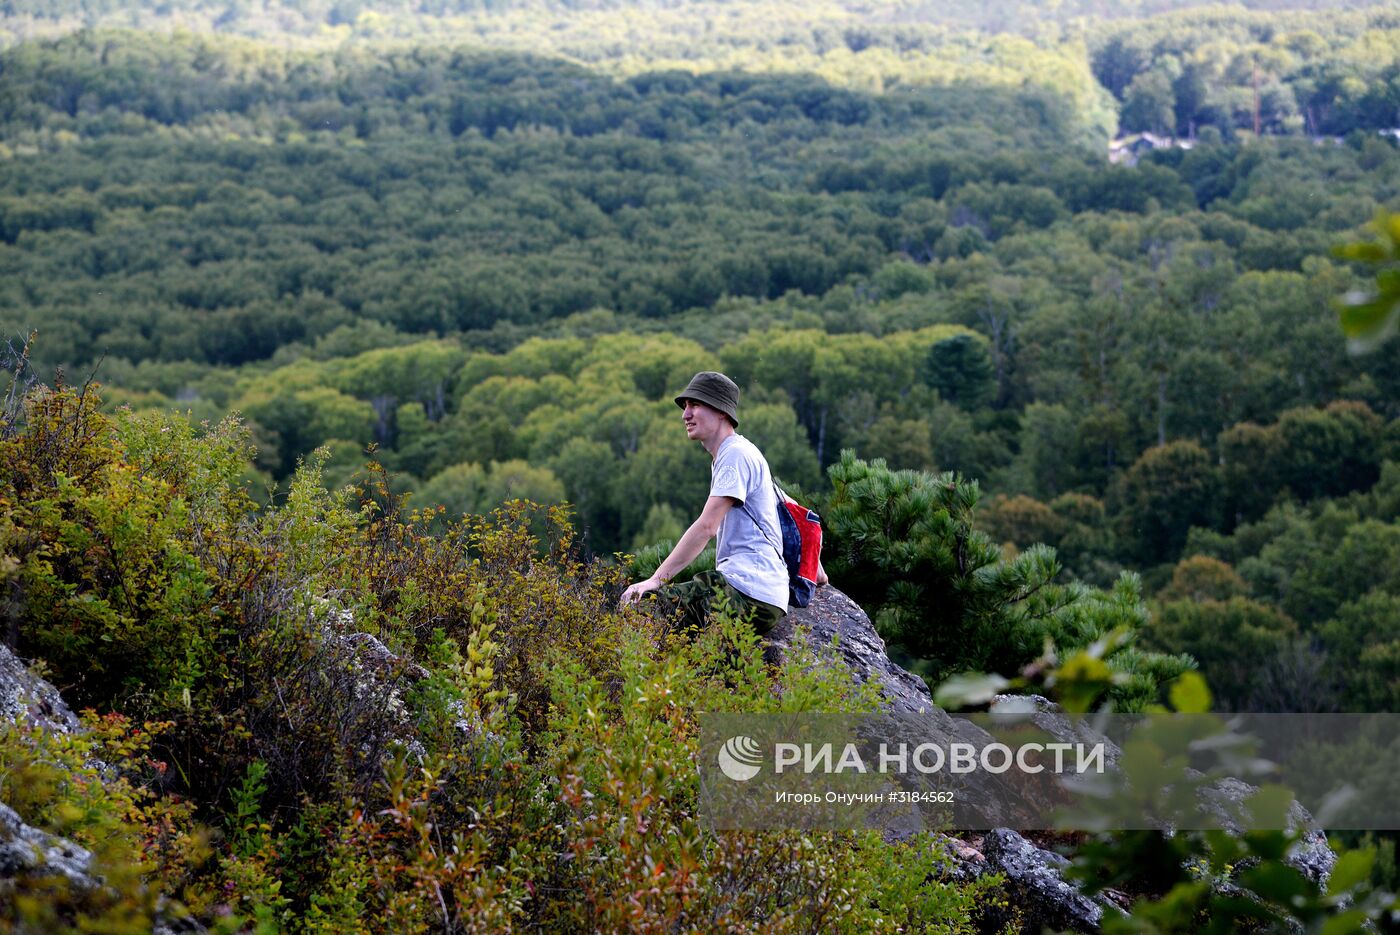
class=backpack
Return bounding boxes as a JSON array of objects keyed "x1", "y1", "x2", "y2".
[
  {"x1": 738, "y1": 483, "x2": 824, "y2": 608},
  {"x1": 773, "y1": 486, "x2": 823, "y2": 608}
]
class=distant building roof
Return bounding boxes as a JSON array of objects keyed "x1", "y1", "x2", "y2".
[{"x1": 1108, "y1": 132, "x2": 1186, "y2": 165}]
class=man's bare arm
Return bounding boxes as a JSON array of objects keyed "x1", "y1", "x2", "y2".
[{"x1": 621, "y1": 496, "x2": 735, "y2": 604}]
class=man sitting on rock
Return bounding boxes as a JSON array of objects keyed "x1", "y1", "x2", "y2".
[{"x1": 620, "y1": 370, "x2": 805, "y2": 634}]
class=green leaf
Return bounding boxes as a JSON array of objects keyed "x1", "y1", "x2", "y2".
[
  {"x1": 1375, "y1": 267, "x2": 1400, "y2": 296},
  {"x1": 933, "y1": 672, "x2": 1009, "y2": 709},
  {"x1": 1169, "y1": 671, "x2": 1211, "y2": 713},
  {"x1": 1335, "y1": 292, "x2": 1400, "y2": 351},
  {"x1": 1244, "y1": 785, "x2": 1294, "y2": 832},
  {"x1": 1239, "y1": 860, "x2": 1308, "y2": 904},
  {"x1": 1333, "y1": 242, "x2": 1388, "y2": 263},
  {"x1": 1203, "y1": 830, "x2": 1244, "y2": 872},
  {"x1": 1335, "y1": 290, "x2": 1391, "y2": 325},
  {"x1": 1325, "y1": 848, "x2": 1375, "y2": 898},
  {"x1": 1241, "y1": 829, "x2": 1290, "y2": 861},
  {"x1": 1057, "y1": 652, "x2": 1115, "y2": 682},
  {"x1": 1333, "y1": 209, "x2": 1400, "y2": 355},
  {"x1": 1385, "y1": 211, "x2": 1400, "y2": 246},
  {"x1": 1320, "y1": 909, "x2": 1370, "y2": 935}
]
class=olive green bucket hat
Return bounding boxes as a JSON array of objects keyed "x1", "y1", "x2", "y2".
[{"x1": 674, "y1": 371, "x2": 740, "y2": 427}]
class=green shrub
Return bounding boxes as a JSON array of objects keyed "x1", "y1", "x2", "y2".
[
  {"x1": 819, "y1": 451, "x2": 1191, "y2": 710},
  {"x1": 0, "y1": 387, "x2": 1038, "y2": 930},
  {"x1": 0, "y1": 713, "x2": 213, "y2": 933}
]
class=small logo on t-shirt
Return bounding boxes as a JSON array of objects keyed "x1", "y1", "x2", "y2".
[{"x1": 714, "y1": 464, "x2": 740, "y2": 492}]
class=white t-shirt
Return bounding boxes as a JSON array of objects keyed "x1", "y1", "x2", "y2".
[{"x1": 710, "y1": 435, "x2": 789, "y2": 612}]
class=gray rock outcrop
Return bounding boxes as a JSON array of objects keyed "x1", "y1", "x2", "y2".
[
  {"x1": 0, "y1": 643, "x2": 206, "y2": 933},
  {"x1": 0, "y1": 639, "x2": 79, "y2": 735},
  {"x1": 0, "y1": 801, "x2": 98, "y2": 892},
  {"x1": 766, "y1": 587, "x2": 1338, "y2": 932},
  {"x1": 764, "y1": 585, "x2": 933, "y2": 714},
  {"x1": 0, "y1": 645, "x2": 105, "y2": 911},
  {"x1": 1194, "y1": 777, "x2": 1336, "y2": 884},
  {"x1": 768, "y1": 589, "x2": 1088, "y2": 827},
  {"x1": 981, "y1": 828, "x2": 1110, "y2": 933},
  {"x1": 767, "y1": 589, "x2": 1118, "y2": 929}
]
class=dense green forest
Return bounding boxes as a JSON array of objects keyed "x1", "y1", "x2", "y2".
[
  {"x1": 1, "y1": 3, "x2": 1399, "y2": 712},
  {"x1": 3, "y1": 1, "x2": 1400, "y2": 929}
]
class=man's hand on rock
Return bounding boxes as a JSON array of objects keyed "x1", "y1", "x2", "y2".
[{"x1": 621, "y1": 577, "x2": 662, "y2": 605}]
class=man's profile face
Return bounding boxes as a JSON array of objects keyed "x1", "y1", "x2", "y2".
[{"x1": 681, "y1": 398, "x2": 728, "y2": 444}]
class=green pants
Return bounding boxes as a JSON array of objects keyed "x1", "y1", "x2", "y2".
[{"x1": 654, "y1": 569, "x2": 785, "y2": 636}]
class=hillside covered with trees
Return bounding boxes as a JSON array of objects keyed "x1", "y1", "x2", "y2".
[{"x1": 2, "y1": 0, "x2": 1400, "y2": 930}]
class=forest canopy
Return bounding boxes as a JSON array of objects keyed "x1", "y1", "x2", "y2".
[
  {"x1": 3, "y1": 1, "x2": 1400, "y2": 930},
  {"x1": 2, "y1": 1, "x2": 1399, "y2": 715}
]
